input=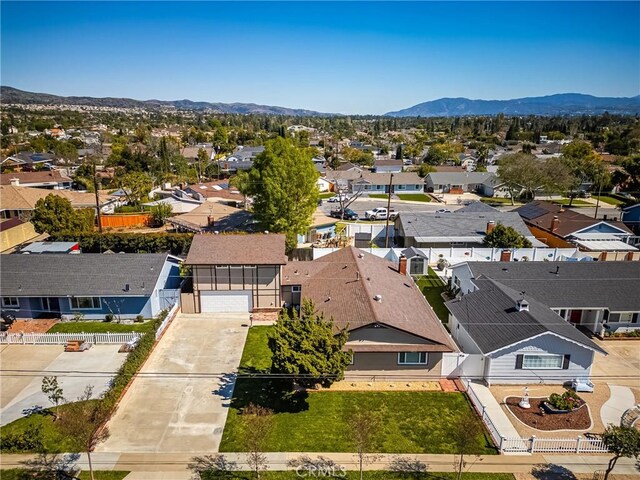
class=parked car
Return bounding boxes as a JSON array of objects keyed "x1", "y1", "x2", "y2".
[
  {"x1": 329, "y1": 208, "x2": 358, "y2": 220},
  {"x1": 327, "y1": 194, "x2": 350, "y2": 203},
  {"x1": 364, "y1": 207, "x2": 396, "y2": 220},
  {"x1": 436, "y1": 209, "x2": 451, "y2": 213}
]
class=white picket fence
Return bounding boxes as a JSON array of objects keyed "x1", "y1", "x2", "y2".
[
  {"x1": 0, "y1": 332, "x2": 141, "y2": 345},
  {"x1": 462, "y1": 378, "x2": 608, "y2": 454}
]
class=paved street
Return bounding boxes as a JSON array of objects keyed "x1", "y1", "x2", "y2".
[{"x1": 97, "y1": 313, "x2": 249, "y2": 453}]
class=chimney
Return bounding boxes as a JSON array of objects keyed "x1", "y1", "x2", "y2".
[
  {"x1": 207, "y1": 216, "x2": 214, "y2": 226},
  {"x1": 398, "y1": 254, "x2": 407, "y2": 275},
  {"x1": 486, "y1": 221, "x2": 495, "y2": 234},
  {"x1": 500, "y1": 250, "x2": 511, "y2": 262},
  {"x1": 516, "y1": 298, "x2": 529, "y2": 312},
  {"x1": 9, "y1": 178, "x2": 19, "y2": 186},
  {"x1": 551, "y1": 216, "x2": 560, "y2": 232},
  {"x1": 603, "y1": 215, "x2": 608, "y2": 220}
]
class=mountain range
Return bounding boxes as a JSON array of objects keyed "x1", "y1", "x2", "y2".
[
  {"x1": 385, "y1": 93, "x2": 640, "y2": 117},
  {"x1": 2, "y1": 86, "x2": 639, "y2": 117}
]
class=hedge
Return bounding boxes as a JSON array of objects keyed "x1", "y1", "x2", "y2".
[{"x1": 49, "y1": 232, "x2": 193, "y2": 256}]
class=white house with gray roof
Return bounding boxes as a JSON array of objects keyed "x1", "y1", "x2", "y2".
[
  {"x1": 446, "y1": 279, "x2": 607, "y2": 385},
  {"x1": 425, "y1": 171, "x2": 500, "y2": 196},
  {"x1": 450, "y1": 261, "x2": 640, "y2": 335}
]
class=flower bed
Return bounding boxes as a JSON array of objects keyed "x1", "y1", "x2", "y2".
[
  {"x1": 546, "y1": 389, "x2": 584, "y2": 411},
  {"x1": 505, "y1": 397, "x2": 591, "y2": 431}
]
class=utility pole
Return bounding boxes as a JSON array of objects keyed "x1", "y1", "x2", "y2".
[
  {"x1": 93, "y1": 155, "x2": 103, "y2": 234},
  {"x1": 594, "y1": 175, "x2": 603, "y2": 219},
  {"x1": 384, "y1": 173, "x2": 394, "y2": 248}
]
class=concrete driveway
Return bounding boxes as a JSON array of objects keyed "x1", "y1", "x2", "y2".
[
  {"x1": 591, "y1": 339, "x2": 640, "y2": 389},
  {"x1": 98, "y1": 313, "x2": 249, "y2": 454},
  {"x1": 0, "y1": 344, "x2": 126, "y2": 425}
]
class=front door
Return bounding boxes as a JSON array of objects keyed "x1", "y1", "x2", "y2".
[{"x1": 569, "y1": 310, "x2": 582, "y2": 325}]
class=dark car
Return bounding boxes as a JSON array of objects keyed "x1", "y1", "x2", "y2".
[{"x1": 329, "y1": 208, "x2": 358, "y2": 220}]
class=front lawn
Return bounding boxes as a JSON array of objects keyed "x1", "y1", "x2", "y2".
[
  {"x1": 415, "y1": 268, "x2": 449, "y2": 323},
  {"x1": 592, "y1": 195, "x2": 625, "y2": 206},
  {"x1": 221, "y1": 325, "x2": 494, "y2": 454},
  {"x1": 552, "y1": 199, "x2": 592, "y2": 207},
  {"x1": 368, "y1": 193, "x2": 390, "y2": 199},
  {"x1": 319, "y1": 192, "x2": 335, "y2": 199},
  {"x1": 397, "y1": 194, "x2": 431, "y2": 202},
  {"x1": 480, "y1": 197, "x2": 519, "y2": 205},
  {"x1": 48, "y1": 321, "x2": 155, "y2": 334},
  {"x1": 0, "y1": 470, "x2": 129, "y2": 480}
]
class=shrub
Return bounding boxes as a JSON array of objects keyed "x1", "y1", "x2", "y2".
[
  {"x1": 72, "y1": 312, "x2": 85, "y2": 322},
  {"x1": 104, "y1": 313, "x2": 115, "y2": 323},
  {"x1": 49, "y1": 232, "x2": 193, "y2": 256},
  {"x1": 0, "y1": 425, "x2": 43, "y2": 452},
  {"x1": 134, "y1": 315, "x2": 144, "y2": 323},
  {"x1": 548, "y1": 390, "x2": 583, "y2": 411}
]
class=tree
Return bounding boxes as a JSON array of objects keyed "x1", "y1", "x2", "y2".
[
  {"x1": 424, "y1": 142, "x2": 463, "y2": 165},
  {"x1": 561, "y1": 141, "x2": 605, "y2": 205},
  {"x1": 58, "y1": 386, "x2": 110, "y2": 480},
  {"x1": 31, "y1": 195, "x2": 94, "y2": 234},
  {"x1": 41, "y1": 376, "x2": 64, "y2": 420},
  {"x1": 116, "y1": 171, "x2": 153, "y2": 209},
  {"x1": 417, "y1": 163, "x2": 435, "y2": 178},
  {"x1": 268, "y1": 299, "x2": 351, "y2": 388},
  {"x1": 452, "y1": 414, "x2": 484, "y2": 480},
  {"x1": 242, "y1": 403, "x2": 273, "y2": 479},
  {"x1": 204, "y1": 161, "x2": 220, "y2": 180},
  {"x1": 150, "y1": 203, "x2": 173, "y2": 226},
  {"x1": 601, "y1": 425, "x2": 640, "y2": 480},
  {"x1": 240, "y1": 138, "x2": 319, "y2": 251},
  {"x1": 483, "y1": 223, "x2": 532, "y2": 248},
  {"x1": 348, "y1": 407, "x2": 383, "y2": 480},
  {"x1": 475, "y1": 143, "x2": 489, "y2": 165},
  {"x1": 340, "y1": 146, "x2": 374, "y2": 166}
]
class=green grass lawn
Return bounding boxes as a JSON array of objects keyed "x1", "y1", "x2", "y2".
[
  {"x1": 397, "y1": 194, "x2": 431, "y2": 202},
  {"x1": 479, "y1": 197, "x2": 519, "y2": 205},
  {"x1": 0, "y1": 470, "x2": 129, "y2": 480},
  {"x1": 319, "y1": 192, "x2": 335, "y2": 199},
  {"x1": 48, "y1": 321, "x2": 155, "y2": 334},
  {"x1": 592, "y1": 195, "x2": 625, "y2": 206},
  {"x1": 414, "y1": 268, "x2": 449, "y2": 323},
  {"x1": 552, "y1": 199, "x2": 592, "y2": 207},
  {"x1": 368, "y1": 193, "x2": 390, "y2": 199},
  {"x1": 221, "y1": 324, "x2": 494, "y2": 455},
  {"x1": 186, "y1": 472, "x2": 513, "y2": 480}
]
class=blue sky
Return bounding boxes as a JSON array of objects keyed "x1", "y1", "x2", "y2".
[{"x1": 1, "y1": 1, "x2": 639, "y2": 114}]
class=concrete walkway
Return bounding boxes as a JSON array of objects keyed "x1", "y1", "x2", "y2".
[
  {"x1": 468, "y1": 381, "x2": 521, "y2": 438},
  {"x1": 1, "y1": 452, "x2": 639, "y2": 478},
  {"x1": 601, "y1": 384, "x2": 636, "y2": 427}
]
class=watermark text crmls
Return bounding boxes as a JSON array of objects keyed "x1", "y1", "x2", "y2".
[{"x1": 295, "y1": 465, "x2": 347, "y2": 477}]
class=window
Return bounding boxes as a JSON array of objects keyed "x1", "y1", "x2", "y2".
[
  {"x1": 610, "y1": 312, "x2": 633, "y2": 323},
  {"x1": 397, "y1": 185, "x2": 406, "y2": 191},
  {"x1": 398, "y1": 352, "x2": 428, "y2": 365},
  {"x1": 291, "y1": 285, "x2": 301, "y2": 293},
  {"x1": 522, "y1": 354, "x2": 563, "y2": 369},
  {"x1": 409, "y1": 258, "x2": 425, "y2": 275},
  {"x1": 2, "y1": 297, "x2": 19, "y2": 308},
  {"x1": 70, "y1": 297, "x2": 101, "y2": 310}
]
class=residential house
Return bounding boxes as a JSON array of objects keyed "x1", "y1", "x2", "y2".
[
  {"x1": 425, "y1": 172, "x2": 499, "y2": 196},
  {"x1": 450, "y1": 261, "x2": 640, "y2": 335},
  {"x1": 621, "y1": 203, "x2": 640, "y2": 236},
  {"x1": 183, "y1": 181, "x2": 245, "y2": 206},
  {"x1": 373, "y1": 159, "x2": 403, "y2": 173},
  {"x1": 334, "y1": 162, "x2": 364, "y2": 172},
  {"x1": 183, "y1": 234, "x2": 287, "y2": 313},
  {"x1": 0, "y1": 171, "x2": 72, "y2": 190},
  {"x1": 0, "y1": 185, "x2": 118, "y2": 219},
  {"x1": 20, "y1": 241, "x2": 80, "y2": 254},
  {"x1": 514, "y1": 201, "x2": 637, "y2": 259},
  {"x1": 0, "y1": 254, "x2": 182, "y2": 319},
  {"x1": 282, "y1": 247, "x2": 457, "y2": 376},
  {"x1": 181, "y1": 144, "x2": 215, "y2": 165},
  {"x1": 445, "y1": 279, "x2": 607, "y2": 385},
  {"x1": 1, "y1": 152, "x2": 57, "y2": 171},
  {"x1": 0, "y1": 218, "x2": 44, "y2": 253},
  {"x1": 394, "y1": 210, "x2": 541, "y2": 249},
  {"x1": 168, "y1": 202, "x2": 253, "y2": 233},
  {"x1": 350, "y1": 172, "x2": 424, "y2": 195},
  {"x1": 223, "y1": 146, "x2": 265, "y2": 163}
]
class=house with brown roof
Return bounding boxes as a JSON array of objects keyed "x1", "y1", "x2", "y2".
[
  {"x1": 282, "y1": 247, "x2": 457, "y2": 376},
  {"x1": 183, "y1": 234, "x2": 287, "y2": 313},
  {"x1": 0, "y1": 170, "x2": 72, "y2": 190},
  {"x1": 514, "y1": 201, "x2": 637, "y2": 259}
]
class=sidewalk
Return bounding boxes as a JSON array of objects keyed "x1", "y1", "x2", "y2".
[{"x1": 468, "y1": 381, "x2": 521, "y2": 438}]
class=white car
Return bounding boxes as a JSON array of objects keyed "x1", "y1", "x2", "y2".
[
  {"x1": 436, "y1": 209, "x2": 451, "y2": 214},
  {"x1": 327, "y1": 194, "x2": 350, "y2": 203}
]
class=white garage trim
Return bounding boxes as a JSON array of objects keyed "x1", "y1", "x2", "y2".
[{"x1": 200, "y1": 291, "x2": 252, "y2": 313}]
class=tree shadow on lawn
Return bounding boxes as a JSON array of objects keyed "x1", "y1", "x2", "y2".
[{"x1": 230, "y1": 376, "x2": 309, "y2": 414}]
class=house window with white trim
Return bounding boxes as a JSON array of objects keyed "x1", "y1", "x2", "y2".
[
  {"x1": 70, "y1": 297, "x2": 101, "y2": 310},
  {"x1": 398, "y1": 352, "x2": 428, "y2": 365},
  {"x1": 2, "y1": 297, "x2": 19, "y2": 308},
  {"x1": 291, "y1": 285, "x2": 301, "y2": 293},
  {"x1": 522, "y1": 354, "x2": 563, "y2": 369}
]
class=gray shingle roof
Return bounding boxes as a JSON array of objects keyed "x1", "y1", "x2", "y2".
[
  {"x1": 397, "y1": 211, "x2": 533, "y2": 240},
  {"x1": 464, "y1": 261, "x2": 640, "y2": 312},
  {"x1": 426, "y1": 172, "x2": 498, "y2": 187},
  {"x1": 455, "y1": 202, "x2": 499, "y2": 213},
  {"x1": 1, "y1": 254, "x2": 169, "y2": 297},
  {"x1": 445, "y1": 279, "x2": 606, "y2": 355}
]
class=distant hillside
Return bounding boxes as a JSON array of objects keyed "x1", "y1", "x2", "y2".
[
  {"x1": 0, "y1": 86, "x2": 331, "y2": 116},
  {"x1": 386, "y1": 93, "x2": 640, "y2": 117}
]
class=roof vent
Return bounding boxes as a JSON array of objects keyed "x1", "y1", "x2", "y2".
[
  {"x1": 374, "y1": 294, "x2": 382, "y2": 303},
  {"x1": 358, "y1": 253, "x2": 364, "y2": 258},
  {"x1": 124, "y1": 284, "x2": 130, "y2": 292},
  {"x1": 516, "y1": 298, "x2": 529, "y2": 312}
]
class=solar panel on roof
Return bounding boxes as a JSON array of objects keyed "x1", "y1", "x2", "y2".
[
  {"x1": 219, "y1": 183, "x2": 229, "y2": 189},
  {"x1": 517, "y1": 203, "x2": 546, "y2": 220}
]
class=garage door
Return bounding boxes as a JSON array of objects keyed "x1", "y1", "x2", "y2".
[{"x1": 200, "y1": 291, "x2": 252, "y2": 313}]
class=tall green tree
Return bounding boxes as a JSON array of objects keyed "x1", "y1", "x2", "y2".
[
  {"x1": 268, "y1": 299, "x2": 351, "y2": 388},
  {"x1": 31, "y1": 194, "x2": 94, "y2": 234},
  {"x1": 241, "y1": 137, "x2": 319, "y2": 251},
  {"x1": 116, "y1": 171, "x2": 153, "y2": 209},
  {"x1": 601, "y1": 425, "x2": 640, "y2": 480},
  {"x1": 561, "y1": 141, "x2": 606, "y2": 205},
  {"x1": 483, "y1": 223, "x2": 532, "y2": 248}
]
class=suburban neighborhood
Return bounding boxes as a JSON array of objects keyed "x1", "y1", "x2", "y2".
[{"x1": 1, "y1": 2, "x2": 640, "y2": 479}]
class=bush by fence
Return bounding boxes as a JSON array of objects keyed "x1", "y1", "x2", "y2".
[{"x1": 49, "y1": 232, "x2": 193, "y2": 255}]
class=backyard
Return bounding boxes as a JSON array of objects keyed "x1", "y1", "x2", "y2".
[
  {"x1": 414, "y1": 268, "x2": 449, "y2": 323},
  {"x1": 220, "y1": 327, "x2": 494, "y2": 454}
]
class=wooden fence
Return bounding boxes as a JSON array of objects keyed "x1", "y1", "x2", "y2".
[
  {"x1": 0, "y1": 332, "x2": 141, "y2": 345},
  {"x1": 99, "y1": 214, "x2": 152, "y2": 229},
  {"x1": 462, "y1": 378, "x2": 609, "y2": 454}
]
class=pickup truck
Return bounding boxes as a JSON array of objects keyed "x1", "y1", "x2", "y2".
[{"x1": 364, "y1": 207, "x2": 396, "y2": 221}]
